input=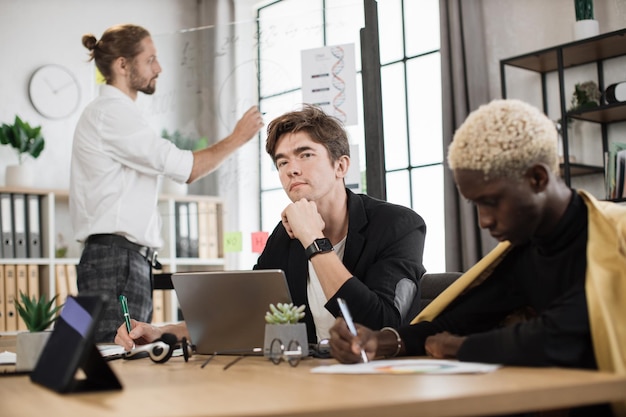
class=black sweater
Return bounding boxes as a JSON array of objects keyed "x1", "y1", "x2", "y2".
[{"x1": 400, "y1": 192, "x2": 598, "y2": 369}]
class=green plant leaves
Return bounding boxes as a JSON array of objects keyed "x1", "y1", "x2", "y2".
[
  {"x1": 0, "y1": 116, "x2": 45, "y2": 164},
  {"x1": 265, "y1": 302, "x2": 306, "y2": 324},
  {"x1": 15, "y1": 291, "x2": 62, "y2": 332}
]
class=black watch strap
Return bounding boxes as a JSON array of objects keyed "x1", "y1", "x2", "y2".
[{"x1": 305, "y1": 238, "x2": 334, "y2": 260}]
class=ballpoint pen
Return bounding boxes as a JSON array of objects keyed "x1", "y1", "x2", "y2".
[
  {"x1": 337, "y1": 298, "x2": 369, "y2": 363},
  {"x1": 119, "y1": 295, "x2": 132, "y2": 334}
]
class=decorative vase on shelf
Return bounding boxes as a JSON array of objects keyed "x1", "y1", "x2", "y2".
[
  {"x1": 5, "y1": 164, "x2": 34, "y2": 188},
  {"x1": 574, "y1": 19, "x2": 599, "y2": 40},
  {"x1": 573, "y1": 0, "x2": 599, "y2": 40}
]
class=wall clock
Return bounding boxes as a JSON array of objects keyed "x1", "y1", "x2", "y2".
[{"x1": 28, "y1": 64, "x2": 81, "y2": 119}]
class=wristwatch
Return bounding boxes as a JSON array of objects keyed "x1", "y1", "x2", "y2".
[{"x1": 305, "y1": 238, "x2": 334, "y2": 260}]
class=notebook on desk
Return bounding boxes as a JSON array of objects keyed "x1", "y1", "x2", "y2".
[{"x1": 171, "y1": 269, "x2": 292, "y2": 355}]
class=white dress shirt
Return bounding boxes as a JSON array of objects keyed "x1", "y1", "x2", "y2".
[{"x1": 70, "y1": 84, "x2": 193, "y2": 248}]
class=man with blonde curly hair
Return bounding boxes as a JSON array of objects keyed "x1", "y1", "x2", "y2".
[{"x1": 330, "y1": 99, "x2": 626, "y2": 417}]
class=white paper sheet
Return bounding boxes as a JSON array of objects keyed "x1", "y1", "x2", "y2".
[
  {"x1": 0, "y1": 350, "x2": 17, "y2": 365},
  {"x1": 311, "y1": 358, "x2": 501, "y2": 375}
]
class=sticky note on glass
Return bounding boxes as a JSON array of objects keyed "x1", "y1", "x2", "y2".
[
  {"x1": 251, "y1": 231, "x2": 269, "y2": 253},
  {"x1": 95, "y1": 67, "x2": 106, "y2": 85},
  {"x1": 223, "y1": 231, "x2": 242, "y2": 253}
]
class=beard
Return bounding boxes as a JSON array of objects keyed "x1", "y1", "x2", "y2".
[{"x1": 129, "y1": 65, "x2": 157, "y2": 95}]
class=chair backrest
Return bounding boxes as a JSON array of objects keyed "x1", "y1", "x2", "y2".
[{"x1": 419, "y1": 272, "x2": 463, "y2": 312}]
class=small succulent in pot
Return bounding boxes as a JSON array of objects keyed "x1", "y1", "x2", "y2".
[
  {"x1": 15, "y1": 291, "x2": 62, "y2": 332},
  {"x1": 265, "y1": 303, "x2": 305, "y2": 324}
]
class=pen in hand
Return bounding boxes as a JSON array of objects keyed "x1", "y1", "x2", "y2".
[
  {"x1": 119, "y1": 295, "x2": 133, "y2": 347},
  {"x1": 337, "y1": 298, "x2": 369, "y2": 363}
]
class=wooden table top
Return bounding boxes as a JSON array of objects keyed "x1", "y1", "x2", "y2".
[{"x1": 1, "y1": 340, "x2": 625, "y2": 417}]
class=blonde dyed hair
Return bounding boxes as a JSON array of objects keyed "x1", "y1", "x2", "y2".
[{"x1": 447, "y1": 99, "x2": 559, "y2": 179}]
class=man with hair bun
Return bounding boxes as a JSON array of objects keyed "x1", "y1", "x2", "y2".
[
  {"x1": 330, "y1": 99, "x2": 625, "y2": 416},
  {"x1": 70, "y1": 24, "x2": 263, "y2": 343}
]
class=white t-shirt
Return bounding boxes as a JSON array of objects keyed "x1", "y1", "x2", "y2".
[
  {"x1": 307, "y1": 236, "x2": 347, "y2": 342},
  {"x1": 70, "y1": 84, "x2": 193, "y2": 248}
]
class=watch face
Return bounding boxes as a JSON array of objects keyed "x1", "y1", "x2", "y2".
[
  {"x1": 315, "y1": 238, "x2": 333, "y2": 252},
  {"x1": 29, "y1": 64, "x2": 81, "y2": 119}
]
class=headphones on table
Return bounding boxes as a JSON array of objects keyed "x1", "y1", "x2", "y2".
[{"x1": 124, "y1": 333, "x2": 193, "y2": 363}]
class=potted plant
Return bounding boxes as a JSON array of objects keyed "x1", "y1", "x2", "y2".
[
  {"x1": 561, "y1": 80, "x2": 601, "y2": 162},
  {"x1": 14, "y1": 291, "x2": 62, "y2": 371},
  {"x1": 573, "y1": 0, "x2": 599, "y2": 40},
  {"x1": 263, "y1": 302, "x2": 309, "y2": 358},
  {"x1": 0, "y1": 115, "x2": 45, "y2": 187},
  {"x1": 160, "y1": 128, "x2": 208, "y2": 195}
]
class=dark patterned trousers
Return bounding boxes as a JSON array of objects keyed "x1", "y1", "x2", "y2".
[{"x1": 76, "y1": 243, "x2": 153, "y2": 343}]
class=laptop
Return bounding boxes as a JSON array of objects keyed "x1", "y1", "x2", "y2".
[{"x1": 171, "y1": 269, "x2": 292, "y2": 354}]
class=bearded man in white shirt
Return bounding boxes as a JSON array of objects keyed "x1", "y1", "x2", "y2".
[{"x1": 70, "y1": 24, "x2": 263, "y2": 343}]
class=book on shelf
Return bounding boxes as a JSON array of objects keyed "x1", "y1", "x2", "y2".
[
  {"x1": 26, "y1": 194, "x2": 42, "y2": 258},
  {"x1": 152, "y1": 290, "x2": 165, "y2": 324},
  {"x1": 15, "y1": 264, "x2": 28, "y2": 330},
  {"x1": 11, "y1": 194, "x2": 28, "y2": 259},
  {"x1": 1, "y1": 193, "x2": 15, "y2": 258},
  {"x1": 55, "y1": 264, "x2": 69, "y2": 308},
  {"x1": 206, "y1": 202, "x2": 220, "y2": 259},
  {"x1": 187, "y1": 201, "x2": 199, "y2": 258},
  {"x1": 606, "y1": 142, "x2": 626, "y2": 200},
  {"x1": 0, "y1": 266, "x2": 5, "y2": 331},
  {"x1": 4, "y1": 264, "x2": 17, "y2": 331},
  {"x1": 27, "y1": 264, "x2": 40, "y2": 301},
  {"x1": 65, "y1": 264, "x2": 78, "y2": 297},
  {"x1": 175, "y1": 202, "x2": 190, "y2": 258}
]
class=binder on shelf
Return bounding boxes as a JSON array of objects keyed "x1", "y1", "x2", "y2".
[
  {"x1": 187, "y1": 201, "x2": 199, "y2": 258},
  {"x1": 197, "y1": 201, "x2": 210, "y2": 259},
  {"x1": 152, "y1": 290, "x2": 165, "y2": 324},
  {"x1": 27, "y1": 264, "x2": 40, "y2": 301},
  {"x1": 4, "y1": 264, "x2": 17, "y2": 331},
  {"x1": 0, "y1": 266, "x2": 5, "y2": 332},
  {"x1": 66, "y1": 264, "x2": 78, "y2": 296},
  {"x1": 175, "y1": 202, "x2": 190, "y2": 257},
  {"x1": 55, "y1": 264, "x2": 69, "y2": 307},
  {"x1": 26, "y1": 194, "x2": 42, "y2": 258},
  {"x1": 206, "y1": 202, "x2": 219, "y2": 259},
  {"x1": 1, "y1": 193, "x2": 15, "y2": 258},
  {"x1": 15, "y1": 264, "x2": 28, "y2": 331},
  {"x1": 12, "y1": 194, "x2": 28, "y2": 259}
]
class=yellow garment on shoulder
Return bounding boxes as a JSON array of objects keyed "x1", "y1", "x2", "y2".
[{"x1": 412, "y1": 190, "x2": 626, "y2": 417}]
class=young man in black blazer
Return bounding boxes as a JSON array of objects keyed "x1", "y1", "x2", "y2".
[{"x1": 114, "y1": 105, "x2": 427, "y2": 349}]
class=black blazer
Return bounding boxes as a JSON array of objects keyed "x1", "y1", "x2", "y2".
[{"x1": 254, "y1": 188, "x2": 426, "y2": 343}]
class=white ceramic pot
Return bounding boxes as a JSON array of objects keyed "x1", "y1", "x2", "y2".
[
  {"x1": 574, "y1": 19, "x2": 599, "y2": 41},
  {"x1": 16, "y1": 331, "x2": 51, "y2": 372},
  {"x1": 5, "y1": 164, "x2": 34, "y2": 188}
]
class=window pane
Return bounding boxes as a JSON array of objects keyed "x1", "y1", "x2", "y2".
[
  {"x1": 412, "y1": 165, "x2": 445, "y2": 272},
  {"x1": 258, "y1": 0, "x2": 324, "y2": 97},
  {"x1": 377, "y1": 0, "x2": 403, "y2": 64},
  {"x1": 381, "y1": 63, "x2": 408, "y2": 170},
  {"x1": 407, "y1": 52, "x2": 443, "y2": 166},
  {"x1": 404, "y1": 0, "x2": 440, "y2": 56},
  {"x1": 261, "y1": 189, "x2": 292, "y2": 232},
  {"x1": 385, "y1": 170, "x2": 411, "y2": 208},
  {"x1": 326, "y1": 0, "x2": 364, "y2": 71}
]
